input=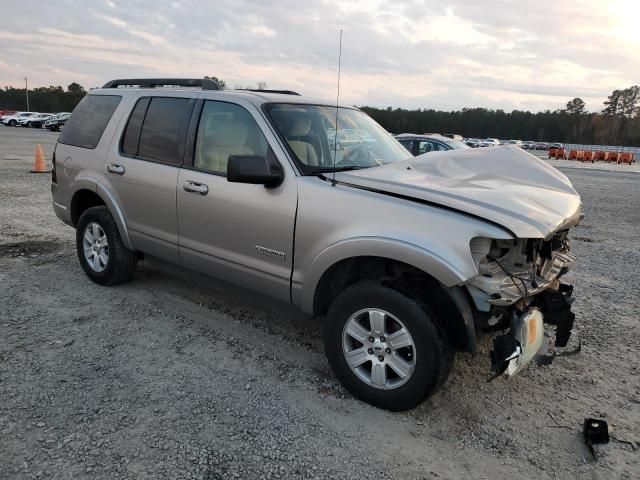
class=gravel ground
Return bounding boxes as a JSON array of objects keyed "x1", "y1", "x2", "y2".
[{"x1": 1, "y1": 127, "x2": 638, "y2": 479}]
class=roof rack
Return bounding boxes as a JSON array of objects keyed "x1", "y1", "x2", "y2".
[
  {"x1": 102, "y1": 78, "x2": 220, "y2": 90},
  {"x1": 238, "y1": 89, "x2": 301, "y2": 96}
]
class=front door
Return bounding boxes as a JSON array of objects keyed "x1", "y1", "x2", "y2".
[{"x1": 177, "y1": 99, "x2": 297, "y2": 302}]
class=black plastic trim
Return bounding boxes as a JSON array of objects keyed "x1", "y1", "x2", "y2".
[
  {"x1": 103, "y1": 78, "x2": 220, "y2": 90},
  {"x1": 238, "y1": 89, "x2": 301, "y2": 96},
  {"x1": 183, "y1": 99, "x2": 204, "y2": 168}
]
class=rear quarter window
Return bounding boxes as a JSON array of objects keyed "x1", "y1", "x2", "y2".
[{"x1": 58, "y1": 95, "x2": 121, "y2": 149}]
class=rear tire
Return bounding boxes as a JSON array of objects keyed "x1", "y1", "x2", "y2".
[
  {"x1": 76, "y1": 206, "x2": 137, "y2": 286},
  {"x1": 324, "y1": 282, "x2": 453, "y2": 411},
  {"x1": 9, "y1": 120, "x2": 16, "y2": 126}
]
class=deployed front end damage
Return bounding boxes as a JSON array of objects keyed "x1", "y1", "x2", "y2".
[{"x1": 467, "y1": 230, "x2": 578, "y2": 377}]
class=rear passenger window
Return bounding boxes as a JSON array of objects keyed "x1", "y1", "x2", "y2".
[
  {"x1": 194, "y1": 101, "x2": 269, "y2": 174},
  {"x1": 58, "y1": 95, "x2": 121, "y2": 149},
  {"x1": 137, "y1": 97, "x2": 194, "y2": 165}
]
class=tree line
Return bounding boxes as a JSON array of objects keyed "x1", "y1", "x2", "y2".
[
  {"x1": 0, "y1": 83, "x2": 87, "y2": 113},
  {"x1": 362, "y1": 85, "x2": 640, "y2": 146},
  {"x1": 2, "y1": 80, "x2": 638, "y2": 146}
]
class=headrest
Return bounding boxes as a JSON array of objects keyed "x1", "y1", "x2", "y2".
[
  {"x1": 271, "y1": 108, "x2": 312, "y2": 137},
  {"x1": 206, "y1": 116, "x2": 248, "y2": 147}
]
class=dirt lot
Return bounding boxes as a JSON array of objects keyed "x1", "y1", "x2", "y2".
[{"x1": 1, "y1": 127, "x2": 638, "y2": 479}]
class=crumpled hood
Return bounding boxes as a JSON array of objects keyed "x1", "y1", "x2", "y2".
[{"x1": 336, "y1": 145, "x2": 582, "y2": 239}]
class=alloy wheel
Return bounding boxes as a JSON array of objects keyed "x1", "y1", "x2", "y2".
[
  {"x1": 342, "y1": 308, "x2": 416, "y2": 390},
  {"x1": 82, "y1": 222, "x2": 109, "y2": 272}
]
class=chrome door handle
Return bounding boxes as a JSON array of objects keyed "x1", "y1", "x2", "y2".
[
  {"x1": 183, "y1": 181, "x2": 209, "y2": 195},
  {"x1": 107, "y1": 163, "x2": 125, "y2": 175}
]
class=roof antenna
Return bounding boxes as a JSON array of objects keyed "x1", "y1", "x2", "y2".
[{"x1": 331, "y1": 29, "x2": 343, "y2": 187}]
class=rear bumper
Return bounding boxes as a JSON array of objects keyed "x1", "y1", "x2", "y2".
[{"x1": 51, "y1": 183, "x2": 73, "y2": 227}]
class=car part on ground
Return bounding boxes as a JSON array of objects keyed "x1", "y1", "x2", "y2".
[{"x1": 584, "y1": 418, "x2": 610, "y2": 459}]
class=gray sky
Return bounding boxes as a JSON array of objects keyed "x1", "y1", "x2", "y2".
[{"x1": 1, "y1": 0, "x2": 638, "y2": 112}]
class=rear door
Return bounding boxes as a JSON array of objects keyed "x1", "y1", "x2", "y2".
[
  {"x1": 106, "y1": 94, "x2": 196, "y2": 263},
  {"x1": 176, "y1": 99, "x2": 298, "y2": 302}
]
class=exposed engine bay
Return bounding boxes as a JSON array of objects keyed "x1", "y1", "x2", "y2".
[{"x1": 467, "y1": 230, "x2": 577, "y2": 377}]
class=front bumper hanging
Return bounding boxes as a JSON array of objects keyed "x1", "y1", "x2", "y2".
[{"x1": 491, "y1": 283, "x2": 575, "y2": 377}]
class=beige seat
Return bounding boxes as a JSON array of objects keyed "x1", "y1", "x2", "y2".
[
  {"x1": 196, "y1": 116, "x2": 254, "y2": 173},
  {"x1": 271, "y1": 109, "x2": 319, "y2": 166}
]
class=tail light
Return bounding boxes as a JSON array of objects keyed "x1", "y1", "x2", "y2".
[{"x1": 52, "y1": 144, "x2": 57, "y2": 183}]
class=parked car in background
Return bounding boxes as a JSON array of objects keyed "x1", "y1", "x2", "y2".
[
  {"x1": 45, "y1": 112, "x2": 71, "y2": 132},
  {"x1": 0, "y1": 110, "x2": 17, "y2": 119},
  {"x1": 326, "y1": 128, "x2": 374, "y2": 150},
  {"x1": 504, "y1": 140, "x2": 523, "y2": 147},
  {"x1": 463, "y1": 138, "x2": 482, "y2": 148},
  {"x1": 484, "y1": 138, "x2": 501, "y2": 146},
  {"x1": 522, "y1": 141, "x2": 535, "y2": 150},
  {"x1": 395, "y1": 133, "x2": 470, "y2": 155},
  {"x1": 18, "y1": 113, "x2": 54, "y2": 128},
  {"x1": 442, "y1": 133, "x2": 464, "y2": 141},
  {"x1": 534, "y1": 142, "x2": 549, "y2": 150},
  {"x1": 549, "y1": 142, "x2": 564, "y2": 150},
  {"x1": 1, "y1": 111, "x2": 36, "y2": 126}
]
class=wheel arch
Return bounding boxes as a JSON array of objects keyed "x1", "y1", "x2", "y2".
[
  {"x1": 69, "y1": 184, "x2": 133, "y2": 250},
  {"x1": 308, "y1": 251, "x2": 477, "y2": 354}
]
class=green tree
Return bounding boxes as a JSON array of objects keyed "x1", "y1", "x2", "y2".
[
  {"x1": 565, "y1": 97, "x2": 586, "y2": 115},
  {"x1": 204, "y1": 76, "x2": 226, "y2": 89},
  {"x1": 619, "y1": 85, "x2": 640, "y2": 117},
  {"x1": 602, "y1": 89, "x2": 623, "y2": 116},
  {"x1": 67, "y1": 82, "x2": 86, "y2": 95}
]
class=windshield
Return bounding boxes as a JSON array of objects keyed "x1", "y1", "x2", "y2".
[
  {"x1": 441, "y1": 138, "x2": 470, "y2": 150},
  {"x1": 265, "y1": 104, "x2": 411, "y2": 173}
]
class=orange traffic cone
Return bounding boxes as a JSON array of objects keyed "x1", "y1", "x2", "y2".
[{"x1": 30, "y1": 144, "x2": 50, "y2": 173}]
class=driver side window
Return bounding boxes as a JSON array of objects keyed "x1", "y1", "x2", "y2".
[{"x1": 194, "y1": 101, "x2": 269, "y2": 175}]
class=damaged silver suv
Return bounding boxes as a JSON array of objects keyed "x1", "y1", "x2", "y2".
[{"x1": 51, "y1": 78, "x2": 582, "y2": 411}]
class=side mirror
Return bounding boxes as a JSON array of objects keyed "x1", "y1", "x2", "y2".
[{"x1": 227, "y1": 154, "x2": 284, "y2": 188}]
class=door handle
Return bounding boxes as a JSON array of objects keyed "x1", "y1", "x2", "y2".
[
  {"x1": 183, "y1": 181, "x2": 209, "y2": 195},
  {"x1": 107, "y1": 163, "x2": 125, "y2": 175}
]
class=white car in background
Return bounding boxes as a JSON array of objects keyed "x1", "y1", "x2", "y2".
[
  {"x1": 504, "y1": 140, "x2": 524, "y2": 147},
  {"x1": 2, "y1": 111, "x2": 36, "y2": 127},
  {"x1": 484, "y1": 138, "x2": 501, "y2": 146},
  {"x1": 17, "y1": 113, "x2": 54, "y2": 128}
]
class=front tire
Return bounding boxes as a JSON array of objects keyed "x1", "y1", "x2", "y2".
[
  {"x1": 324, "y1": 282, "x2": 453, "y2": 411},
  {"x1": 9, "y1": 119, "x2": 16, "y2": 126},
  {"x1": 76, "y1": 206, "x2": 137, "y2": 285}
]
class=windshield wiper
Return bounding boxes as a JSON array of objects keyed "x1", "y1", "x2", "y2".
[{"x1": 307, "y1": 165, "x2": 368, "y2": 174}]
